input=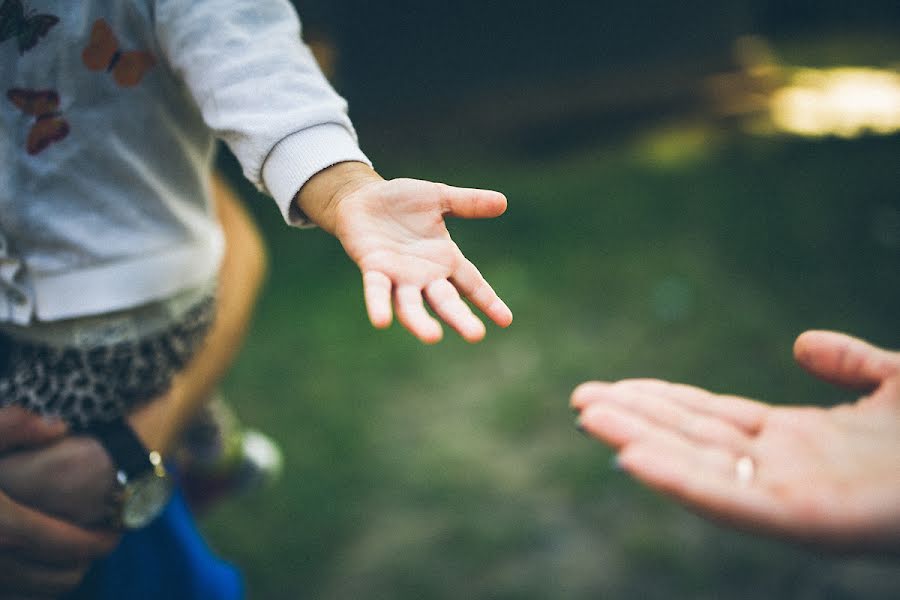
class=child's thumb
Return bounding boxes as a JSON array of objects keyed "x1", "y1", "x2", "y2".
[
  {"x1": 440, "y1": 184, "x2": 507, "y2": 219},
  {"x1": 794, "y1": 330, "x2": 900, "y2": 391}
]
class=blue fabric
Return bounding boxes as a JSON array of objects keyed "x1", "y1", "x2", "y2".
[{"x1": 66, "y1": 489, "x2": 243, "y2": 600}]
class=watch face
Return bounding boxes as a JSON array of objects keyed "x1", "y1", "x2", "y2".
[{"x1": 121, "y1": 471, "x2": 173, "y2": 529}]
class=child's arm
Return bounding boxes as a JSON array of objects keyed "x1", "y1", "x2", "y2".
[
  {"x1": 155, "y1": 1, "x2": 512, "y2": 341},
  {"x1": 295, "y1": 161, "x2": 513, "y2": 343}
]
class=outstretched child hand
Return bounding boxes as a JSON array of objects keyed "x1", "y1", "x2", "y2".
[{"x1": 295, "y1": 162, "x2": 513, "y2": 343}]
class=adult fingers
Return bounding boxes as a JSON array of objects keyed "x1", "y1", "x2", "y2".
[
  {"x1": 578, "y1": 401, "x2": 675, "y2": 451},
  {"x1": 0, "y1": 436, "x2": 119, "y2": 528},
  {"x1": 450, "y1": 259, "x2": 513, "y2": 328},
  {"x1": 577, "y1": 400, "x2": 748, "y2": 509},
  {"x1": 794, "y1": 330, "x2": 900, "y2": 390},
  {"x1": 858, "y1": 374, "x2": 900, "y2": 412},
  {"x1": 438, "y1": 184, "x2": 507, "y2": 220},
  {"x1": 0, "y1": 407, "x2": 66, "y2": 453},
  {"x1": 572, "y1": 382, "x2": 753, "y2": 453},
  {"x1": 394, "y1": 285, "x2": 442, "y2": 344},
  {"x1": 621, "y1": 379, "x2": 767, "y2": 434},
  {"x1": 616, "y1": 441, "x2": 792, "y2": 537},
  {"x1": 363, "y1": 271, "x2": 393, "y2": 329},
  {"x1": 0, "y1": 555, "x2": 89, "y2": 599},
  {"x1": 424, "y1": 279, "x2": 485, "y2": 343},
  {"x1": 577, "y1": 399, "x2": 745, "y2": 466},
  {"x1": 575, "y1": 379, "x2": 767, "y2": 435},
  {"x1": 571, "y1": 382, "x2": 619, "y2": 412},
  {"x1": 0, "y1": 492, "x2": 118, "y2": 565}
]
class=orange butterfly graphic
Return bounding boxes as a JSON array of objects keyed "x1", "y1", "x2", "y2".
[
  {"x1": 82, "y1": 19, "x2": 155, "y2": 87},
  {"x1": 7, "y1": 88, "x2": 69, "y2": 155}
]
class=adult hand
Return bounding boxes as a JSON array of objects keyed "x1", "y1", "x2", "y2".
[
  {"x1": 0, "y1": 434, "x2": 120, "y2": 529},
  {"x1": 0, "y1": 407, "x2": 119, "y2": 599},
  {"x1": 571, "y1": 330, "x2": 900, "y2": 555},
  {"x1": 0, "y1": 406, "x2": 65, "y2": 453},
  {"x1": 0, "y1": 394, "x2": 178, "y2": 530},
  {"x1": 0, "y1": 490, "x2": 119, "y2": 600}
]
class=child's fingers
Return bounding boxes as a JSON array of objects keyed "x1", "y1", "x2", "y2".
[
  {"x1": 394, "y1": 285, "x2": 443, "y2": 344},
  {"x1": 424, "y1": 279, "x2": 486, "y2": 343},
  {"x1": 363, "y1": 271, "x2": 393, "y2": 329},
  {"x1": 450, "y1": 259, "x2": 513, "y2": 328},
  {"x1": 439, "y1": 184, "x2": 507, "y2": 220}
]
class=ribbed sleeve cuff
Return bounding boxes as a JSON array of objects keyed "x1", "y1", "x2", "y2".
[{"x1": 261, "y1": 123, "x2": 371, "y2": 227}]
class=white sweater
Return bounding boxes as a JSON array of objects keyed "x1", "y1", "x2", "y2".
[{"x1": 0, "y1": 0, "x2": 370, "y2": 325}]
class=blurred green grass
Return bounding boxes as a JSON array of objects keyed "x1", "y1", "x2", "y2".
[{"x1": 204, "y1": 125, "x2": 899, "y2": 599}]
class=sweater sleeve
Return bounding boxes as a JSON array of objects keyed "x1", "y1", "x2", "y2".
[{"x1": 153, "y1": 0, "x2": 371, "y2": 226}]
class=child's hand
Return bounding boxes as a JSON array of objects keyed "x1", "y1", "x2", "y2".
[
  {"x1": 296, "y1": 162, "x2": 513, "y2": 343},
  {"x1": 336, "y1": 177, "x2": 514, "y2": 343}
]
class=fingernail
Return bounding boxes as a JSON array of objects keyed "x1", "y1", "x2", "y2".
[
  {"x1": 491, "y1": 300, "x2": 513, "y2": 326},
  {"x1": 575, "y1": 417, "x2": 586, "y2": 434}
]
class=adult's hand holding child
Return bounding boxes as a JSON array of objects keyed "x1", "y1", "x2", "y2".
[{"x1": 0, "y1": 407, "x2": 118, "y2": 599}]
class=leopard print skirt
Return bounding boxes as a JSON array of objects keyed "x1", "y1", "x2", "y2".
[{"x1": 0, "y1": 295, "x2": 215, "y2": 427}]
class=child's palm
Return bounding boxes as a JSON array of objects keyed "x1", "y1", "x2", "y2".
[{"x1": 335, "y1": 178, "x2": 512, "y2": 343}]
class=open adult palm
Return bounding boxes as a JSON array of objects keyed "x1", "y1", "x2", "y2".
[
  {"x1": 334, "y1": 177, "x2": 513, "y2": 343},
  {"x1": 572, "y1": 330, "x2": 900, "y2": 554}
]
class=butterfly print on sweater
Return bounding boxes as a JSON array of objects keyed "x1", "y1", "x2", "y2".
[
  {"x1": 82, "y1": 19, "x2": 156, "y2": 87},
  {"x1": 0, "y1": 0, "x2": 58, "y2": 55},
  {"x1": 7, "y1": 88, "x2": 69, "y2": 155}
]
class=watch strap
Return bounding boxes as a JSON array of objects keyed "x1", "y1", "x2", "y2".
[{"x1": 74, "y1": 417, "x2": 153, "y2": 479}]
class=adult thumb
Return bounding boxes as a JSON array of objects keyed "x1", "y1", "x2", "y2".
[
  {"x1": 440, "y1": 184, "x2": 508, "y2": 220},
  {"x1": 793, "y1": 330, "x2": 900, "y2": 391},
  {"x1": 0, "y1": 406, "x2": 66, "y2": 453}
]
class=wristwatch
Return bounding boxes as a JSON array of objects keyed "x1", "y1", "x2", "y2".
[{"x1": 76, "y1": 417, "x2": 173, "y2": 529}]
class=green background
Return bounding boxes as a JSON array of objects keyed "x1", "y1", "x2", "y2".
[{"x1": 203, "y1": 16, "x2": 900, "y2": 600}]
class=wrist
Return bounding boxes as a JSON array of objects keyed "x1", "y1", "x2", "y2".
[
  {"x1": 293, "y1": 161, "x2": 382, "y2": 234},
  {"x1": 128, "y1": 390, "x2": 179, "y2": 456}
]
